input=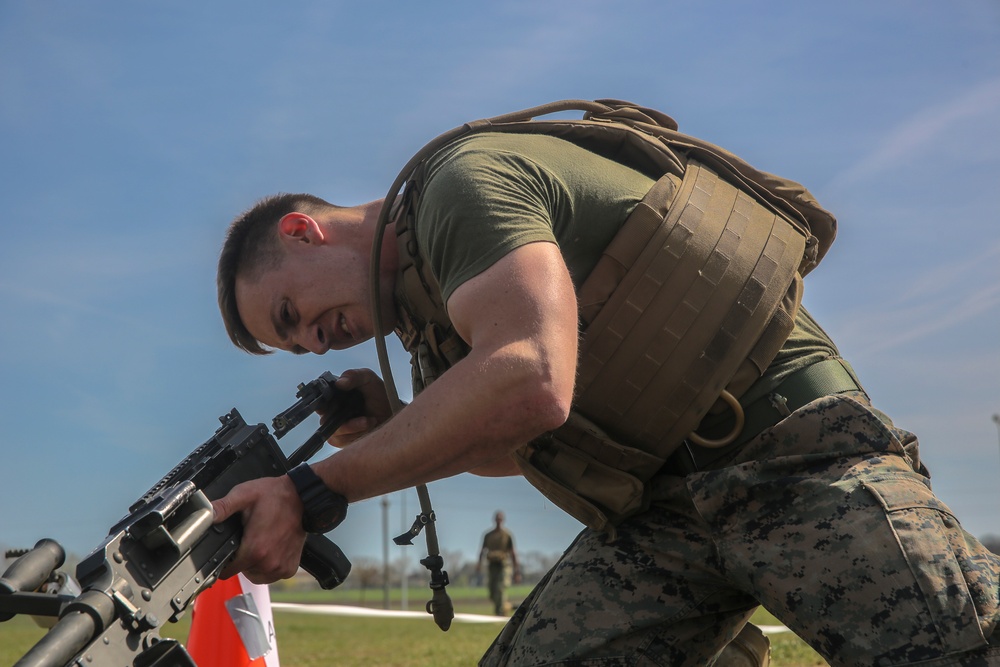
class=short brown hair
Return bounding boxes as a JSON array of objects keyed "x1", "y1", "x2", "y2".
[{"x1": 217, "y1": 193, "x2": 335, "y2": 354}]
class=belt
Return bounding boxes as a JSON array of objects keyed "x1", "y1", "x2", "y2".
[{"x1": 667, "y1": 357, "x2": 864, "y2": 474}]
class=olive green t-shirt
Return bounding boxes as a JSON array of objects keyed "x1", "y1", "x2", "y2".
[
  {"x1": 415, "y1": 132, "x2": 839, "y2": 399},
  {"x1": 417, "y1": 132, "x2": 652, "y2": 298},
  {"x1": 481, "y1": 528, "x2": 515, "y2": 563}
]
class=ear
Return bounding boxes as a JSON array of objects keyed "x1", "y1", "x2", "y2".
[{"x1": 277, "y1": 213, "x2": 326, "y2": 245}]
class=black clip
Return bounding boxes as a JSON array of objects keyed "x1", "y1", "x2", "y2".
[{"x1": 393, "y1": 511, "x2": 436, "y2": 546}]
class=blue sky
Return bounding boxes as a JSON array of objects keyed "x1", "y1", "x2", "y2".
[{"x1": 1, "y1": 1, "x2": 998, "y2": 578}]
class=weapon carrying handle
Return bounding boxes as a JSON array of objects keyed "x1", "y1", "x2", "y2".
[
  {"x1": 1, "y1": 539, "x2": 65, "y2": 622},
  {"x1": 300, "y1": 535, "x2": 352, "y2": 590}
]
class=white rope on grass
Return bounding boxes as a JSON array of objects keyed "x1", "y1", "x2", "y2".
[
  {"x1": 272, "y1": 602, "x2": 508, "y2": 624},
  {"x1": 270, "y1": 603, "x2": 791, "y2": 633}
]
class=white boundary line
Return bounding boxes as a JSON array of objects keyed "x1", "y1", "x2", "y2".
[{"x1": 271, "y1": 603, "x2": 791, "y2": 633}]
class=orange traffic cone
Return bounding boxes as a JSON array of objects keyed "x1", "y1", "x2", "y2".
[{"x1": 187, "y1": 574, "x2": 279, "y2": 666}]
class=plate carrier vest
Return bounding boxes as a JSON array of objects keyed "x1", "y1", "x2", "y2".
[{"x1": 372, "y1": 100, "x2": 837, "y2": 535}]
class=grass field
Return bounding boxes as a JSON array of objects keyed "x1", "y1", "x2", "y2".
[{"x1": 1, "y1": 586, "x2": 828, "y2": 665}]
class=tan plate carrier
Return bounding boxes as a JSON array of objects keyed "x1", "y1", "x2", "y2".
[{"x1": 377, "y1": 99, "x2": 837, "y2": 536}]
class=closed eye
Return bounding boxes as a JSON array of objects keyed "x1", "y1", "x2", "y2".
[
  {"x1": 279, "y1": 302, "x2": 309, "y2": 354},
  {"x1": 272, "y1": 300, "x2": 304, "y2": 353},
  {"x1": 280, "y1": 302, "x2": 295, "y2": 328}
]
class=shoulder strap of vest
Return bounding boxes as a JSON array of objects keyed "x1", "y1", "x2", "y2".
[
  {"x1": 376, "y1": 100, "x2": 834, "y2": 297},
  {"x1": 479, "y1": 99, "x2": 835, "y2": 274},
  {"x1": 589, "y1": 99, "x2": 836, "y2": 274}
]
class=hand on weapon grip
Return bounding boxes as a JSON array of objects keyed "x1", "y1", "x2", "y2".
[
  {"x1": 211, "y1": 475, "x2": 306, "y2": 585},
  {"x1": 323, "y1": 368, "x2": 392, "y2": 448}
]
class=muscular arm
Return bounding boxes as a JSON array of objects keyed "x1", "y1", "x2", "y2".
[
  {"x1": 212, "y1": 241, "x2": 578, "y2": 582},
  {"x1": 316, "y1": 240, "x2": 578, "y2": 499}
]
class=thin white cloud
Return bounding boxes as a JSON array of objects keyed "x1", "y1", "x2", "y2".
[
  {"x1": 859, "y1": 280, "x2": 1000, "y2": 355},
  {"x1": 830, "y1": 77, "x2": 1000, "y2": 189},
  {"x1": 896, "y1": 239, "x2": 1000, "y2": 303},
  {"x1": 391, "y1": 2, "x2": 609, "y2": 130},
  {"x1": 836, "y1": 240, "x2": 1000, "y2": 356}
]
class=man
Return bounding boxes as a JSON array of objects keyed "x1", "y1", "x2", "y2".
[
  {"x1": 213, "y1": 111, "x2": 1000, "y2": 665},
  {"x1": 476, "y1": 511, "x2": 521, "y2": 616}
]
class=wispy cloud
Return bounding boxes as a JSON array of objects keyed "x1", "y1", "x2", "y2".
[
  {"x1": 392, "y1": 2, "x2": 608, "y2": 129},
  {"x1": 829, "y1": 77, "x2": 1000, "y2": 190},
  {"x1": 897, "y1": 238, "x2": 1000, "y2": 302},
  {"x1": 836, "y1": 239, "x2": 1000, "y2": 355}
]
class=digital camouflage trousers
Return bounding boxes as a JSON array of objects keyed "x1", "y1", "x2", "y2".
[
  {"x1": 480, "y1": 392, "x2": 1000, "y2": 666},
  {"x1": 489, "y1": 560, "x2": 514, "y2": 616}
]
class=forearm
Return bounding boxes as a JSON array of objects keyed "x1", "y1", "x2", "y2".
[
  {"x1": 311, "y1": 342, "x2": 569, "y2": 501},
  {"x1": 469, "y1": 456, "x2": 522, "y2": 477},
  {"x1": 312, "y1": 242, "x2": 578, "y2": 502}
]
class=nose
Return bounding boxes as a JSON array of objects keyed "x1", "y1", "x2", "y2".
[{"x1": 302, "y1": 324, "x2": 328, "y2": 355}]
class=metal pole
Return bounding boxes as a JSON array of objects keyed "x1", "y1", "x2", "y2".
[
  {"x1": 993, "y1": 414, "x2": 1000, "y2": 465},
  {"x1": 400, "y1": 490, "x2": 408, "y2": 611},
  {"x1": 382, "y1": 495, "x2": 390, "y2": 609}
]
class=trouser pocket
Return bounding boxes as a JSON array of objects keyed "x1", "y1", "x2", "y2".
[{"x1": 864, "y1": 472, "x2": 999, "y2": 657}]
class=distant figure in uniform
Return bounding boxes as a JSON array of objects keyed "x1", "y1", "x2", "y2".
[{"x1": 476, "y1": 511, "x2": 520, "y2": 616}]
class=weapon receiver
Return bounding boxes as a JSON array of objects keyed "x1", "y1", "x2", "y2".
[{"x1": 1, "y1": 371, "x2": 363, "y2": 667}]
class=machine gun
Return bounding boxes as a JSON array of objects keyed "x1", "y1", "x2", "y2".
[{"x1": 0, "y1": 371, "x2": 363, "y2": 667}]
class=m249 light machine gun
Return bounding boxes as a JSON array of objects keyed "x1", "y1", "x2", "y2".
[{"x1": 0, "y1": 371, "x2": 363, "y2": 667}]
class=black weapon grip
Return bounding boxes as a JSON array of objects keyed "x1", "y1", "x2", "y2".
[
  {"x1": 300, "y1": 535, "x2": 352, "y2": 590},
  {"x1": 0, "y1": 540, "x2": 65, "y2": 611}
]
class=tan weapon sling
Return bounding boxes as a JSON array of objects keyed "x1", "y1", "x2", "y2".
[{"x1": 372, "y1": 100, "x2": 836, "y2": 536}]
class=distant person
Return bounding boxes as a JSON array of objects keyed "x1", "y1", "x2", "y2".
[
  {"x1": 476, "y1": 511, "x2": 521, "y2": 616},
  {"x1": 212, "y1": 100, "x2": 1000, "y2": 666}
]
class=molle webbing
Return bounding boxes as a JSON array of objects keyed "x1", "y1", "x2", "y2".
[
  {"x1": 513, "y1": 159, "x2": 805, "y2": 533},
  {"x1": 392, "y1": 176, "x2": 469, "y2": 392},
  {"x1": 574, "y1": 160, "x2": 805, "y2": 452}
]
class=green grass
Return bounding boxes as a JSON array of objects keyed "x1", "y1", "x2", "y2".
[
  {"x1": 272, "y1": 584, "x2": 827, "y2": 665},
  {"x1": 751, "y1": 608, "x2": 828, "y2": 667},
  {"x1": 1, "y1": 616, "x2": 43, "y2": 665},
  {"x1": 1, "y1": 594, "x2": 827, "y2": 666}
]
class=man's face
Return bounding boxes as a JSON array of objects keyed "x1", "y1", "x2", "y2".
[{"x1": 235, "y1": 244, "x2": 374, "y2": 355}]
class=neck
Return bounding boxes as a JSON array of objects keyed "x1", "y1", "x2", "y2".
[
  {"x1": 359, "y1": 198, "x2": 400, "y2": 335},
  {"x1": 358, "y1": 198, "x2": 397, "y2": 274}
]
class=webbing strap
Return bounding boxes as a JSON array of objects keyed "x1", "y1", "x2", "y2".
[
  {"x1": 577, "y1": 174, "x2": 677, "y2": 327},
  {"x1": 678, "y1": 357, "x2": 864, "y2": 472},
  {"x1": 641, "y1": 194, "x2": 802, "y2": 448}
]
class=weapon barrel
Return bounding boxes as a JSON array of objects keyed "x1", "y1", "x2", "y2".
[
  {"x1": 13, "y1": 610, "x2": 95, "y2": 667},
  {"x1": 14, "y1": 590, "x2": 116, "y2": 667}
]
